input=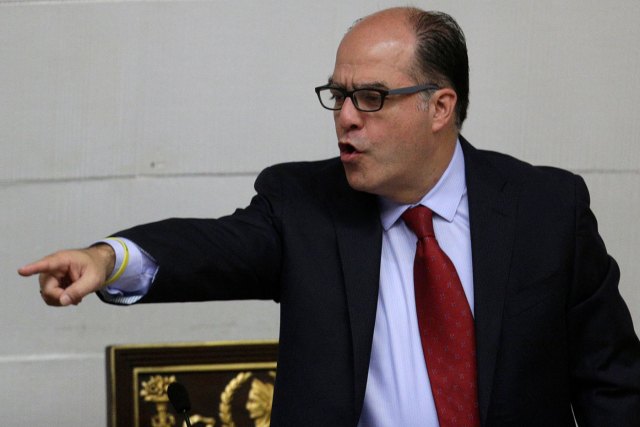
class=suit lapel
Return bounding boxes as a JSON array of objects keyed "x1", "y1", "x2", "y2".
[
  {"x1": 316, "y1": 161, "x2": 383, "y2": 421},
  {"x1": 461, "y1": 138, "x2": 519, "y2": 424}
]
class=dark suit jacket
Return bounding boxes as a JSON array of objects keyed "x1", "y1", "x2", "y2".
[{"x1": 116, "y1": 137, "x2": 640, "y2": 426}]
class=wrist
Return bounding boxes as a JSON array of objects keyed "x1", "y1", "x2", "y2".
[{"x1": 87, "y1": 243, "x2": 116, "y2": 284}]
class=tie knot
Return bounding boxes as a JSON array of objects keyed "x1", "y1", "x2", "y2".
[{"x1": 402, "y1": 205, "x2": 435, "y2": 239}]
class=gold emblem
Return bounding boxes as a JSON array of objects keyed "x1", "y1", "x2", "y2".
[
  {"x1": 219, "y1": 371, "x2": 276, "y2": 427},
  {"x1": 245, "y1": 377, "x2": 274, "y2": 427},
  {"x1": 219, "y1": 372, "x2": 253, "y2": 427},
  {"x1": 139, "y1": 371, "x2": 275, "y2": 427},
  {"x1": 140, "y1": 375, "x2": 177, "y2": 427},
  {"x1": 140, "y1": 375, "x2": 176, "y2": 403}
]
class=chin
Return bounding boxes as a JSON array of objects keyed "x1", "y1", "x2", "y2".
[
  {"x1": 343, "y1": 162, "x2": 388, "y2": 196},
  {"x1": 344, "y1": 171, "x2": 376, "y2": 195}
]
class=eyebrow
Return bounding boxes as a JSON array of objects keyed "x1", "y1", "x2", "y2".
[{"x1": 327, "y1": 77, "x2": 390, "y2": 91}]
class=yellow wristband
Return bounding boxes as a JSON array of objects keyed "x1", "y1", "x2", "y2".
[{"x1": 104, "y1": 237, "x2": 130, "y2": 286}]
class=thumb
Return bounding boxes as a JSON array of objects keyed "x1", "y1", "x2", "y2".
[{"x1": 58, "y1": 268, "x2": 105, "y2": 306}]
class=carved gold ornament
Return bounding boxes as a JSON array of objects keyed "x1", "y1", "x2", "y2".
[
  {"x1": 139, "y1": 371, "x2": 275, "y2": 427},
  {"x1": 245, "y1": 377, "x2": 274, "y2": 427},
  {"x1": 219, "y1": 372, "x2": 253, "y2": 427},
  {"x1": 140, "y1": 375, "x2": 178, "y2": 427},
  {"x1": 219, "y1": 371, "x2": 276, "y2": 427},
  {"x1": 182, "y1": 414, "x2": 215, "y2": 427},
  {"x1": 141, "y1": 375, "x2": 177, "y2": 403}
]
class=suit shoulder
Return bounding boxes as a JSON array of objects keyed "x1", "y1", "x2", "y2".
[
  {"x1": 477, "y1": 148, "x2": 579, "y2": 188},
  {"x1": 260, "y1": 158, "x2": 342, "y2": 179},
  {"x1": 254, "y1": 157, "x2": 345, "y2": 197}
]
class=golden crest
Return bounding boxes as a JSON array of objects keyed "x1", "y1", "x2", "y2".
[
  {"x1": 139, "y1": 371, "x2": 275, "y2": 427},
  {"x1": 219, "y1": 371, "x2": 276, "y2": 427},
  {"x1": 140, "y1": 375, "x2": 177, "y2": 403},
  {"x1": 245, "y1": 377, "x2": 274, "y2": 427}
]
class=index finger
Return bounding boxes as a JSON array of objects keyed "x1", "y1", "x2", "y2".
[{"x1": 18, "y1": 258, "x2": 54, "y2": 277}]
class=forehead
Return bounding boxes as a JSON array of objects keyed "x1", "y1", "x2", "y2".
[{"x1": 331, "y1": 14, "x2": 416, "y2": 86}]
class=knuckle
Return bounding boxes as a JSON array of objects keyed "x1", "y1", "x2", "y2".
[{"x1": 42, "y1": 293, "x2": 59, "y2": 306}]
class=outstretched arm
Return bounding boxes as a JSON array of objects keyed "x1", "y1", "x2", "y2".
[{"x1": 18, "y1": 244, "x2": 115, "y2": 306}]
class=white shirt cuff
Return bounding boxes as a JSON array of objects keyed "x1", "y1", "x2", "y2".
[{"x1": 95, "y1": 237, "x2": 159, "y2": 305}]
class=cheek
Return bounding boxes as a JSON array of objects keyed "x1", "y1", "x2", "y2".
[
  {"x1": 370, "y1": 126, "x2": 415, "y2": 160},
  {"x1": 332, "y1": 115, "x2": 340, "y2": 137}
]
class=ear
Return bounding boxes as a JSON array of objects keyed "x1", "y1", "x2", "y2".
[{"x1": 430, "y1": 88, "x2": 457, "y2": 132}]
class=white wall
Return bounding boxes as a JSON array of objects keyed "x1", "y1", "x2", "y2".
[{"x1": 2, "y1": 0, "x2": 638, "y2": 424}]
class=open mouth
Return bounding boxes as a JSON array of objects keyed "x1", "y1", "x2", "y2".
[{"x1": 339, "y1": 142, "x2": 358, "y2": 155}]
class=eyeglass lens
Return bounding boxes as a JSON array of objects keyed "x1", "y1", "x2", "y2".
[{"x1": 318, "y1": 88, "x2": 383, "y2": 112}]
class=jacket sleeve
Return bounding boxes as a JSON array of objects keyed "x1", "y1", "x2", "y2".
[
  {"x1": 568, "y1": 175, "x2": 640, "y2": 426},
  {"x1": 110, "y1": 166, "x2": 284, "y2": 304}
]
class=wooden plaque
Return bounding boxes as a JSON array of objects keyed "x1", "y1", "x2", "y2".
[{"x1": 106, "y1": 340, "x2": 278, "y2": 427}]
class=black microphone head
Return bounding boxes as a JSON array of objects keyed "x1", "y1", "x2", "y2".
[{"x1": 167, "y1": 382, "x2": 191, "y2": 413}]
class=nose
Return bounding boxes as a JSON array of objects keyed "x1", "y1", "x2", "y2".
[{"x1": 334, "y1": 97, "x2": 364, "y2": 132}]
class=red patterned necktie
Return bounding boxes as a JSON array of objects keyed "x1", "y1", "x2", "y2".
[{"x1": 402, "y1": 205, "x2": 480, "y2": 427}]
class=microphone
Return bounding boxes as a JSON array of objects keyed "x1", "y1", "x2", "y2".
[{"x1": 167, "y1": 382, "x2": 193, "y2": 427}]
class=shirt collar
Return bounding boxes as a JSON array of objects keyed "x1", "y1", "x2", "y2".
[{"x1": 379, "y1": 139, "x2": 467, "y2": 231}]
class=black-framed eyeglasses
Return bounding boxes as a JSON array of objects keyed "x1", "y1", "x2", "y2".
[{"x1": 314, "y1": 83, "x2": 440, "y2": 112}]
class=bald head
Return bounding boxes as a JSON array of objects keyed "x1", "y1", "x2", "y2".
[
  {"x1": 340, "y1": 8, "x2": 415, "y2": 67},
  {"x1": 341, "y1": 7, "x2": 469, "y2": 128},
  {"x1": 335, "y1": 9, "x2": 416, "y2": 89},
  {"x1": 347, "y1": 7, "x2": 414, "y2": 34}
]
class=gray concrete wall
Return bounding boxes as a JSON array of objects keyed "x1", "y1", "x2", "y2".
[{"x1": 2, "y1": 0, "x2": 638, "y2": 423}]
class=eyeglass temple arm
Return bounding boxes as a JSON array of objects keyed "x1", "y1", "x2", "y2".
[{"x1": 387, "y1": 84, "x2": 440, "y2": 95}]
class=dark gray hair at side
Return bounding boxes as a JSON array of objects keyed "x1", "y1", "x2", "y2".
[{"x1": 406, "y1": 9, "x2": 470, "y2": 129}]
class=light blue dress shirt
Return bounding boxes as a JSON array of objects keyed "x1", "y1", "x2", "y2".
[
  {"x1": 101, "y1": 141, "x2": 473, "y2": 427},
  {"x1": 357, "y1": 141, "x2": 473, "y2": 427}
]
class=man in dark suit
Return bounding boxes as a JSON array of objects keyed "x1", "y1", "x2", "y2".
[{"x1": 20, "y1": 7, "x2": 640, "y2": 426}]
